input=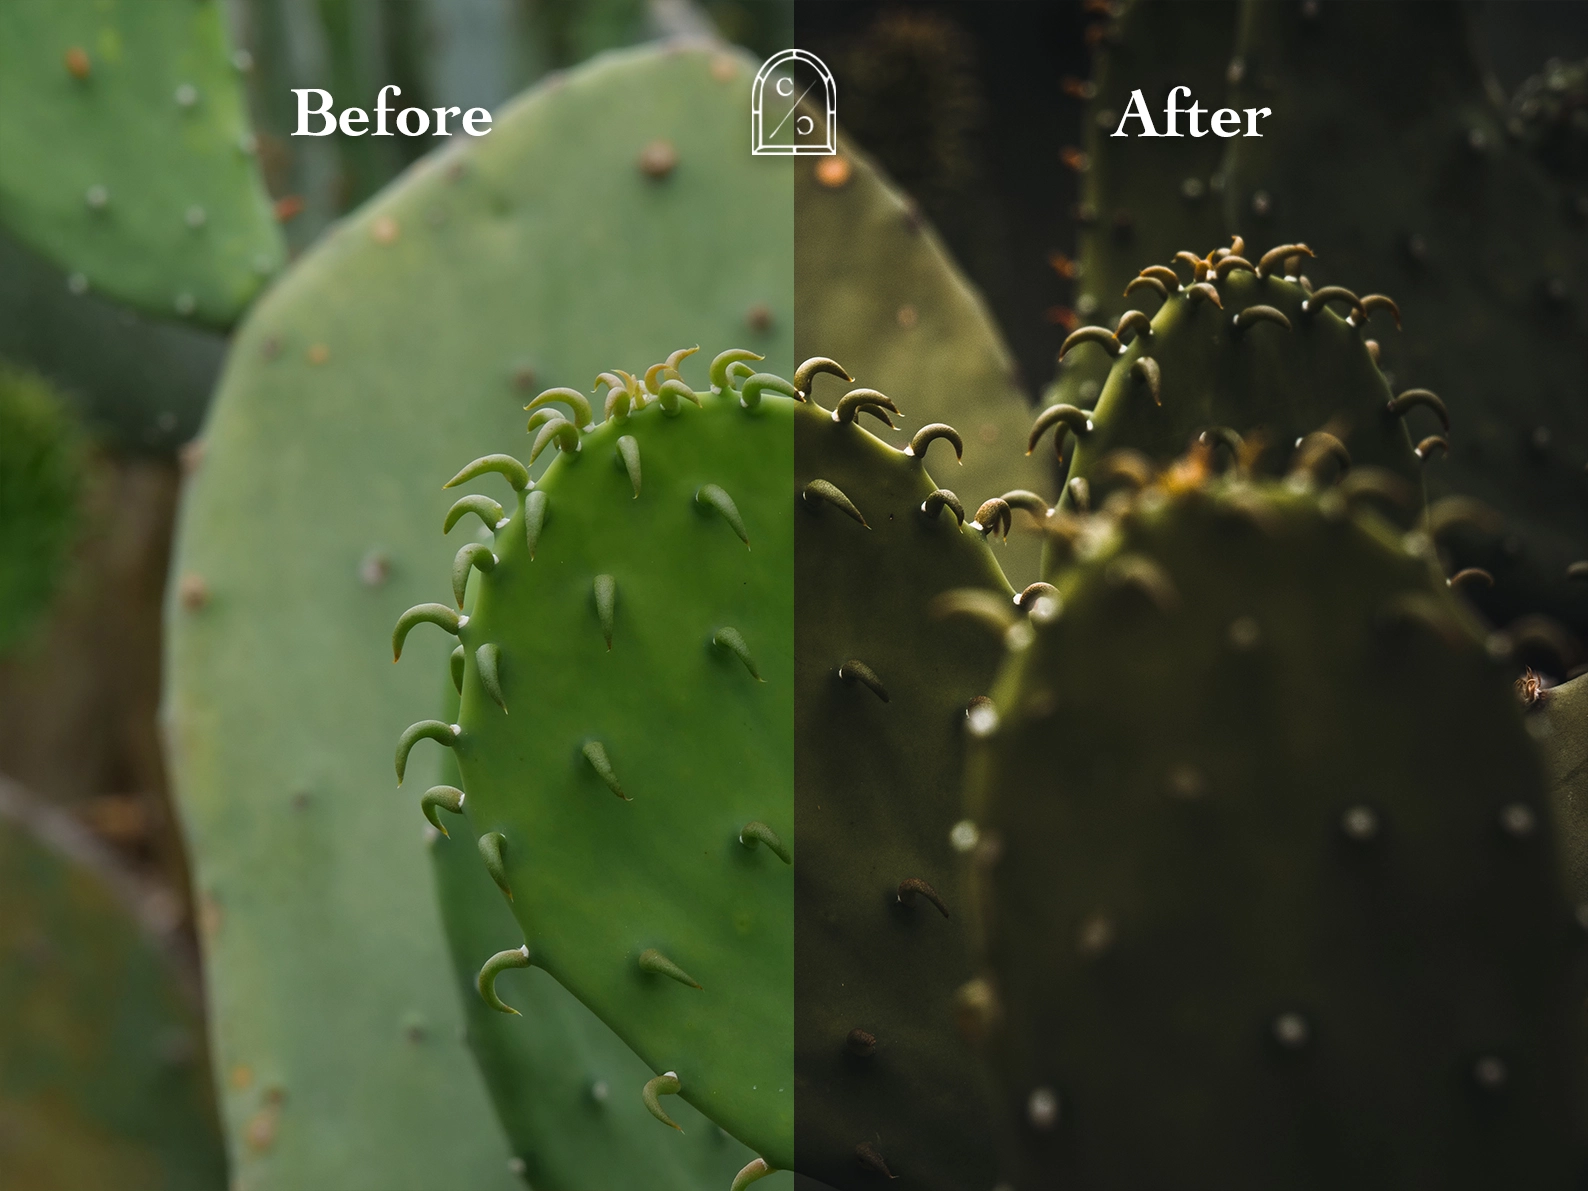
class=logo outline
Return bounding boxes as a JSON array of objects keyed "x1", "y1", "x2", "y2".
[{"x1": 751, "y1": 50, "x2": 836, "y2": 156}]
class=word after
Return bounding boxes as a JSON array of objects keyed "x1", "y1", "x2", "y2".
[{"x1": 1112, "y1": 86, "x2": 1270, "y2": 138}]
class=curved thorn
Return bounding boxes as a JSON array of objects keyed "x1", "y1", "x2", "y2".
[
  {"x1": 970, "y1": 498, "x2": 1013, "y2": 541},
  {"x1": 928, "y1": 588, "x2": 1018, "y2": 633},
  {"x1": 1115, "y1": 309, "x2": 1153, "y2": 342},
  {"x1": 1359, "y1": 294, "x2": 1402, "y2": 329},
  {"x1": 476, "y1": 643, "x2": 507, "y2": 712},
  {"x1": 696, "y1": 484, "x2": 750, "y2": 544},
  {"x1": 1130, "y1": 356, "x2": 1162, "y2": 405},
  {"x1": 1058, "y1": 325, "x2": 1123, "y2": 361},
  {"x1": 1139, "y1": 264, "x2": 1182, "y2": 290},
  {"x1": 1067, "y1": 475, "x2": 1091, "y2": 511},
  {"x1": 731, "y1": 1158, "x2": 777, "y2": 1191},
  {"x1": 450, "y1": 644, "x2": 465, "y2": 694},
  {"x1": 833, "y1": 388, "x2": 901, "y2": 427},
  {"x1": 525, "y1": 408, "x2": 566, "y2": 435},
  {"x1": 1449, "y1": 567, "x2": 1495, "y2": 591},
  {"x1": 393, "y1": 603, "x2": 461, "y2": 661},
  {"x1": 524, "y1": 386, "x2": 594, "y2": 429},
  {"x1": 642, "y1": 1072, "x2": 685, "y2": 1131},
  {"x1": 855, "y1": 1142, "x2": 894, "y2": 1179},
  {"x1": 529, "y1": 417, "x2": 581, "y2": 464},
  {"x1": 801, "y1": 479, "x2": 867, "y2": 527},
  {"x1": 656, "y1": 378, "x2": 703, "y2": 416},
  {"x1": 1292, "y1": 431, "x2": 1352, "y2": 476},
  {"x1": 582, "y1": 741, "x2": 629, "y2": 800},
  {"x1": 1016, "y1": 581, "x2": 1061, "y2": 612},
  {"x1": 444, "y1": 453, "x2": 530, "y2": 493},
  {"x1": 1105, "y1": 555, "x2": 1180, "y2": 613},
  {"x1": 396, "y1": 720, "x2": 459, "y2": 785},
  {"x1": 1213, "y1": 254, "x2": 1255, "y2": 279},
  {"x1": 478, "y1": 831, "x2": 512, "y2": 899},
  {"x1": 643, "y1": 362, "x2": 678, "y2": 395},
  {"x1": 897, "y1": 877, "x2": 950, "y2": 917},
  {"x1": 594, "y1": 371, "x2": 627, "y2": 395},
  {"x1": 452, "y1": 543, "x2": 497, "y2": 608},
  {"x1": 839, "y1": 659, "x2": 889, "y2": 702},
  {"x1": 594, "y1": 574, "x2": 616, "y2": 650},
  {"x1": 524, "y1": 490, "x2": 548, "y2": 559},
  {"x1": 444, "y1": 494, "x2": 506, "y2": 535},
  {"x1": 1172, "y1": 250, "x2": 1204, "y2": 275},
  {"x1": 665, "y1": 345, "x2": 700, "y2": 371},
  {"x1": 1124, "y1": 275, "x2": 1168, "y2": 301},
  {"x1": 1569, "y1": 561, "x2": 1588, "y2": 582},
  {"x1": 725, "y1": 361, "x2": 757, "y2": 390},
  {"x1": 905, "y1": 423, "x2": 963, "y2": 462},
  {"x1": 999, "y1": 489, "x2": 1051, "y2": 520},
  {"x1": 712, "y1": 627, "x2": 761, "y2": 680},
  {"x1": 639, "y1": 949, "x2": 702, "y2": 990},
  {"x1": 1026, "y1": 404, "x2": 1093, "y2": 455},
  {"x1": 793, "y1": 356, "x2": 853, "y2": 400},
  {"x1": 1255, "y1": 242, "x2": 1313, "y2": 277},
  {"x1": 1186, "y1": 281, "x2": 1223, "y2": 308},
  {"x1": 1199, "y1": 426, "x2": 1245, "y2": 456},
  {"x1": 739, "y1": 372, "x2": 798, "y2": 411},
  {"x1": 1094, "y1": 449, "x2": 1155, "y2": 490},
  {"x1": 1300, "y1": 285, "x2": 1364, "y2": 318},
  {"x1": 420, "y1": 785, "x2": 465, "y2": 836},
  {"x1": 1339, "y1": 467, "x2": 1414, "y2": 516},
  {"x1": 1232, "y1": 304, "x2": 1292, "y2": 333},
  {"x1": 1387, "y1": 388, "x2": 1450, "y2": 433},
  {"x1": 739, "y1": 821, "x2": 790, "y2": 864},
  {"x1": 616, "y1": 435, "x2": 641, "y2": 497},
  {"x1": 477, "y1": 945, "x2": 531, "y2": 1015},
  {"x1": 920, "y1": 488, "x2": 965, "y2": 525},
  {"x1": 1415, "y1": 435, "x2": 1449, "y2": 461},
  {"x1": 604, "y1": 386, "x2": 634, "y2": 421},
  {"x1": 709, "y1": 348, "x2": 764, "y2": 392}
]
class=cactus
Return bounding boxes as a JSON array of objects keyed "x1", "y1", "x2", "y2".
[
  {"x1": 164, "y1": 43, "x2": 792, "y2": 1189},
  {"x1": 397, "y1": 355, "x2": 796, "y2": 1169},
  {"x1": 0, "y1": 0, "x2": 284, "y2": 326},
  {"x1": 0, "y1": 794, "x2": 226, "y2": 1190},
  {"x1": 1509, "y1": 57, "x2": 1588, "y2": 184},
  {"x1": 795, "y1": 135, "x2": 1050, "y2": 587},
  {"x1": 429, "y1": 732, "x2": 776, "y2": 1190},
  {"x1": 1045, "y1": 239, "x2": 1428, "y2": 526},
  {"x1": 1220, "y1": 0, "x2": 1588, "y2": 642},
  {"x1": 791, "y1": 378, "x2": 1008, "y2": 1188},
  {"x1": 1048, "y1": 0, "x2": 1237, "y2": 416},
  {"x1": 1536, "y1": 671, "x2": 1588, "y2": 917},
  {"x1": 0, "y1": 361, "x2": 82, "y2": 654},
  {"x1": 962, "y1": 468, "x2": 1583, "y2": 1187}
]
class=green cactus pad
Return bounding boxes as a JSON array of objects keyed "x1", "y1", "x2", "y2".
[
  {"x1": 0, "y1": 0, "x2": 283, "y2": 326},
  {"x1": 1221, "y1": 1, "x2": 1588, "y2": 640},
  {"x1": 792, "y1": 395, "x2": 1009, "y2": 1189},
  {"x1": 795, "y1": 136, "x2": 1049, "y2": 588},
  {"x1": 0, "y1": 362, "x2": 82, "y2": 655},
  {"x1": 1537, "y1": 672, "x2": 1588, "y2": 916},
  {"x1": 965, "y1": 474, "x2": 1582, "y2": 1187},
  {"x1": 0, "y1": 806, "x2": 225, "y2": 1190},
  {"x1": 411, "y1": 371, "x2": 796, "y2": 1167},
  {"x1": 430, "y1": 735, "x2": 786, "y2": 1190},
  {"x1": 1049, "y1": 245, "x2": 1424, "y2": 530},
  {"x1": 164, "y1": 44, "x2": 792, "y2": 1190}
]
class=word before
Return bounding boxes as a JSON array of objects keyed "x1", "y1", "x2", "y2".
[
  {"x1": 1112, "y1": 86, "x2": 1270, "y2": 137},
  {"x1": 292, "y1": 86, "x2": 491, "y2": 137}
]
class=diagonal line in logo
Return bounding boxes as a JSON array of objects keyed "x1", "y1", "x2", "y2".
[{"x1": 766, "y1": 76, "x2": 822, "y2": 141}]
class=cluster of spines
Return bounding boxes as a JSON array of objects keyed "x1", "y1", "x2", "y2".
[{"x1": 389, "y1": 349, "x2": 793, "y2": 1186}]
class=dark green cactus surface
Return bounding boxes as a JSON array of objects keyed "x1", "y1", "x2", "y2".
[
  {"x1": 1221, "y1": 1, "x2": 1588, "y2": 641},
  {"x1": 1539, "y1": 672, "x2": 1588, "y2": 918},
  {"x1": 792, "y1": 390, "x2": 1008, "y2": 1188},
  {"x1": 0, "y1": 812, "x2": 225, "y2": 1190},
  {"x1": 166, "y1": 43, "x2": 791, "y2": 1190},
  {"x1": 429, "y1": 726, "x2": 776, "y2": 1190},
  {"x1": 0, "y1": 0, "x2": 283, "y2": 326},
  {"x1": 965, "y1": 473, "x2": 1583, "y2": 1188},
  {"x1": 402, "y1": 361, "x2": 795, "y2": 1170},
  {"x1": 1048, "y1": 242, "x2": 1426, "y2": 528}
]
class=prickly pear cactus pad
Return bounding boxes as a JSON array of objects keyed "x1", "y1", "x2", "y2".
[
  {"x1": 963, "y1": 469, "x2": 1584, "y2": 1188},
  {"x1": 0, "y1": 0, "x2": 283, "y2": 326},
  {"x1": 792, "y1": 389, "x2": 1008, "y2": 1188},
  {"x1": 1044, "y1": 241, "x2": 1428, "y2": 532},
  {"x1": 429, "y1": 737, "x2": 778, "y2": 1191},
  {"x1": 795, "y1": 135, "x2": 1049, "y2": 587},
  {"x1": 165, "y1": 43, "x2": 792, "y2": 1191},
  {"x1": 1222, "y1": 1, "x2": 1588, "y2": 640},
  {"x1": 399, "y1": 362, "x2": 795, "y2": 1168},
  {"x1": 1537, "y1": 673, "x2": 1588, "y2": 917},
  {"x1": 0, "y1": 811, "x2": 225, "y2": 1190},
  {"x1": 1048, "y1": 0, "x2": 1237, "y2": 415}
]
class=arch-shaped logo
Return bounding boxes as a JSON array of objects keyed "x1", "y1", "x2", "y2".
[{"x1": 751, "y1": 50, "x2": 836, "y2": 155}]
